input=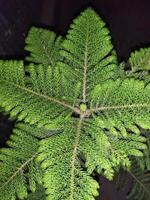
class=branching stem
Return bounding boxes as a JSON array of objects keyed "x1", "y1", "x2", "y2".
[
  {"x1": 69, "y1": 115, "x2": 84, "y2": 200},
  {"x1": 1, "y1": 81, "x2": 81, "y2": 114},
  {"x1": 88, "y1": 103, "x2": 150, "y2": 114}
]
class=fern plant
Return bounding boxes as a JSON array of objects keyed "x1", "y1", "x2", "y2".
[
  {"x1": 0, "y1": 7, "x2": 150, "y2": 200},
  {"x1": 115, "y1": 129, "x2": 150, "y2": 200}
]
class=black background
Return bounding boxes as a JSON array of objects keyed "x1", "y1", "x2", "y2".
[{"x1": 0, "y1": 0, "x2": 150, "y2": 199}]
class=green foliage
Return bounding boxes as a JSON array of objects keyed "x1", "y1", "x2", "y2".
[
  {"x1": 0, "y1": 59, "x2": 77, "y2": 129},
  {"x1": 57, "y1": 8, "x2": 118, "y2": 102},
  {"x1": 90, "y1": 78, "x2": 150, "y2": 135},
  {"x1": 0, "y1": 123, "x2": 43, "y2": 200},
  {"x1": 0, "y1": 7, "x2": 150, "y2": 200},
  {"x1": 128, "y1": 160, "x2": 150, "y2": 200},
  {"x1": 115, "y1": 159, "x2": 150, "y2": 200},
  {"x1": 25, "y1": 27, "x2": 62, "y2": 66},
  {"x1": 37, "y1": 119, "x2": 100, "y2": 200},
  {"x1": 129, "y1": 48, "x2": 150, "y2": 72},
  {"x1": 114, "y1": 56, "x2": 150, "y2": 200}
]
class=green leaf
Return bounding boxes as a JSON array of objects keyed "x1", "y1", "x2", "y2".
[
  {"x1": 0, "y1": 123, "x2": 43, "y2": 200},
  {"x1": 37, "y1": 118, "x2": 100, "y2": 200},
  {"x1": 58, "y1": 7, "x2": 117, "y2": 103},
  {"x1": 128, "y1": 166, "x2": 150, "y2": 200},
  {"x1": 115, "y1": 160, "x2": 150, "y2": 200},
  {"x1": 0, "y1": 60, "x2": 80, "y2": 128},
  {"x1": 25, "y1": 27, "x2": 62, "y2": 66},
  {"x1": 129, "y1": 48, "x2": 150, "y2": 72},
  {"x1": 90, "y1": 78, "x2": 150, "y2": 137},
  {"x1": 37, "y1": 116, "x2": 147, "y2": 199}
]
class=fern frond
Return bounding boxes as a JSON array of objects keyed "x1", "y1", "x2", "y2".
[
  {"x1": 117, "y1": 62, "x2": 150, "y2": 84},
  {"x1": 0, "y1": 123, "x2": 42, "y2": 200},
  {"x1": 25, "y1": 27, "x2": 62, "y2": 66},
  {"x1": 126, "y1": 71, "x2": 150, "y2": 85},
  {"x1": 16, "y1": 122, "x2": 61, "y2": 139},
  {"x1": 128, "y1": 167, "x2": 150, "y2": 200},
  {"x1": 58, "y1": 8, "x2": 117, "y2": 103},
  {"x1": 120, "y1": 48, "x2": 150, "y2": 84},
  {"x1": 89, "y1": 78, "x2": 150, "y2": 137},
  {"x1": 129, "y1": 48, "x2": 150, "y2": 72},
  {"x1": 115, "y1": 160, "x2": 150, "y2": 200},
  {"x1": 37, "y1": 116, "x2": 146, "y2": 199},
  {"x1": 0, "y1": 60, "x2": 80, "y2": 128},
  {"x1": 115, "y1": 130, "x2": 150, "y2": 200},
  {"x1": 37, "y1": 118, "x2": 100, "y2": 200},
  {"x1": 116, "y1": 54, "x2": 150, "y2": 84},
  {"x1": 83, "y1": 121, "x2": 146, "y2": 177}
]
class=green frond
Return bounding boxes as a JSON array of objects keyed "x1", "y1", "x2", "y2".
[
  {"x1": 115, "y1": 130, "x2": 150, "y2": 200},
  {"x1": 129, "y1": 48, "x2": 150, "y2": 72},
  {"x1": 116, "y1": 51, "x2": 150, "y2": 84},
  {"x1": 126, "y1": 71, "x2": 150, "y2": 85},
  {"x1": 16, "y1": 122, "x2": 62, "y2": 139},
  {"x1": 0, "y1": 123, "x2": 42, "y2": 200},
  {"x1": 83, "y1": 120, "x2": 146, "y2": 178},
  {"x1": 127, "y1": 161, "x2": 150, "y2": 200},
  {"x1": 116, "y1": 160, "x2": 150, "y2": 200},
  {"x1": 37, "y1": 118, "x2": 100, "y2": 200},
  {"x1": 115, "y1": 62, "x2": 150, "y2": 84},
  {"x1": 57, "y1": 8, "x2": 117, "y2": 103},
  {"x1": 0, "y1": 60, "x2": 80, "y2": 128},
  {"x1": 90, "y1": 78, "x2": 150, "y2": 137},
  {"x1": 37, "y1": 116, "x2": 146, "y2": 199},
  {"x1": 128, "y1": 168, "x2": 150, "y2": 200},
  {"x1": 25, "y1": 27, "x2": 62, "y2": 65}
]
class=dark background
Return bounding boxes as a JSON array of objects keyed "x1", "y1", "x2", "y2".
[{"x1": 0, "y1": 0, "x2": 150, "y2": 199}]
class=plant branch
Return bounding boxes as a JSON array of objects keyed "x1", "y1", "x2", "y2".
[
  {"x1": 1, "y1": 81, "x2": 81, "y2": 115},
  {"x1": 82, "y1": 44, "x2": 88, "y2": 103},
  {"x1": 69, "y1": 115, "x2": 83, "y2": 199},
  {"x1": 0, "y1": 153, "x2": 37, "y2": 190},
  {"x1": 88, "y1": 103, "x2": 150, "y2": 115}
]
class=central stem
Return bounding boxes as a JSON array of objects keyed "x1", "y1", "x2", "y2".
[
  {"x1": 69, "y1": 116, "x2": 83, "y2": 200},
  {"x1": 82, "y1": 41, "x2": 88, "y2": 103}
]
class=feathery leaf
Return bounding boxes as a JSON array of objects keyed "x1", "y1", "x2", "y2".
[
  {"x1": 58, "y1": 8, "x2": 118, "y2": 103},
  {"x1": 25, "y1": 27, "x2": 62, "y2": 66},
  {"x1": 129, "y1": 48, "x2": 150, "y2": 72},
  {"x1": 0, "y1": 124, "x2": 42, "y2": 200},
  {"x1": 115, "y1": 160, "x2": 150, "y2": 200}
]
